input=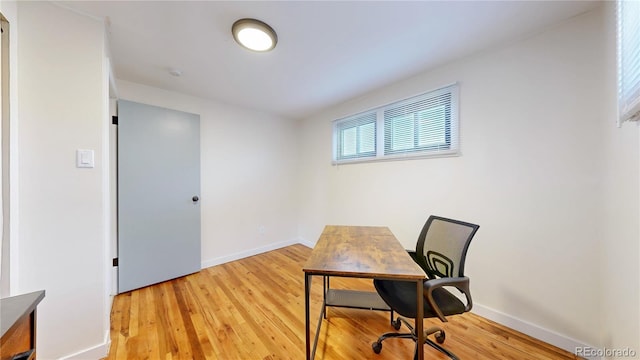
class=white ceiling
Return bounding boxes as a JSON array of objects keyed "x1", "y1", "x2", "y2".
[{"x1": 58, "y1": 1, "x2": 600, "y2": 120}]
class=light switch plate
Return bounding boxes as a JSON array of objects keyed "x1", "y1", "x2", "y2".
[{"x1": 76, "y1": 149, "x2": 95, "y2": 168}]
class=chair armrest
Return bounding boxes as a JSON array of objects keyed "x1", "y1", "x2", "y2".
[{"x1": 423, "y1": 276, "x2": 472, "y2": 322}]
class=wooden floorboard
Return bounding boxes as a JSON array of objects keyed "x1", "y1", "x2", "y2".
[{"x1": 104, "y1": 244, "x2": 581, "y2": 360}]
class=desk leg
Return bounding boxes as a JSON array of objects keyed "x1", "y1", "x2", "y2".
[
  {"x1": 305, "y1": 273, "x2": 311, "y2": 360},
  {"x1": 323, "y1": 276, "x2": 333, "y2": 319},
  {"x1": 416, "y1": 280, "x2": 424, "y2": 360}
]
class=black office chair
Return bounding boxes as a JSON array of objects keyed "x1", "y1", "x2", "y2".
[{"x1": 372, "y1": 215, "x2": 480, "y2": 360}]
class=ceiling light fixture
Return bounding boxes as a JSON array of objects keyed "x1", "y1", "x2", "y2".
[{"x1": 232, "y1": 18, "x2": 277, "y2": 52}]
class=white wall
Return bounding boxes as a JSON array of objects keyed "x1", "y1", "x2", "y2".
[
  {"x1": 10, "y1": 1, "x2": 638, "y2": 358},
  {"x1": 298, "y1": 6, "x2": 615, "y2": 352},
  {"x1": 116, "y1": 80, "x2": 299, "y2": 268},
  {"x1": 12, "y1": 2, "x2": 297, "y2": 357},
  {"x1": 17, "y1": 2, "x2": 109, "y2": 358},
  {"x1": 0, "y1": 0, "x2": 17, "y2": 299}
]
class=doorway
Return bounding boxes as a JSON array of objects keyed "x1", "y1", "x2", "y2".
[{"x1": 117, "y1": 100, "x2": 201, "y2": 293}]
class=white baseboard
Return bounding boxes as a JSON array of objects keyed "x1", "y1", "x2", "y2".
[
  {"x1": 76, "y1": 242, "x2": 604, "y2": 360},
  {"x1": 293, "y1": 238, "x2": 602, "y2": 358},
  {"x1": 298, "y1": 238, "x2": 315, "y2": 248},
  {"x1": 472, "y1": 303, "x2": 601, "y2": 360},
  {"x1": 201, "y1": 238, "x2": 302, "y2": 269},
  {"x1": 58, "y1": 341, "x2": 109, "y2": 360}
]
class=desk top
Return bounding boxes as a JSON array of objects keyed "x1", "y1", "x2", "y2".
[
  {"x1": 303, "y1": 225, "x2": 425, "y2": 280},
  {"x1": 1, "y1": 290, "x2": 45, "y2": 337}
]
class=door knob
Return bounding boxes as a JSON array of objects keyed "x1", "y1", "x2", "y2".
[{"x1": 192, "y1": 196, "x2": 199, "y2": 202}]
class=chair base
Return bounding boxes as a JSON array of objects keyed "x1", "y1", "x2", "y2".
[{"x1": 372, "y1": 317, "x2": 459, "y2": 360}]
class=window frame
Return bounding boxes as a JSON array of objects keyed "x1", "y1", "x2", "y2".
[
  {"x1": 332, "y1": 83, "x2": 459, "y2": 164},
  {"x1": 333, "y1": 112, "x2": 377, "y2": 161},
  {"x1": 617, "y1": 0, "x2": 640, "y2": 125}
]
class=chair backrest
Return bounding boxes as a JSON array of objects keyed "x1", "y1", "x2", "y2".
[{"x1": 415, "y1": 216, "x2": 479, "y2": 279}]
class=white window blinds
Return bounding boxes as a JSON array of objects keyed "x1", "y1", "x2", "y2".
[
  {"x1": 617, "y1": 0, "x2": 640, "y2": 123},
  {"x1": 333, "y1": 84, "x2": 459, "y2": 164},
  {"x1": 384, "y1": 87, "x2": 455, "y2": 156},
  {"x1": 335, "y1": 112, "x2": 377, "y2": 161}
]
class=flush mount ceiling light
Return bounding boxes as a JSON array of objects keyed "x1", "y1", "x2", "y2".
[{"x1": 232, "y1": 18, "x2": 277, "y2": 52}]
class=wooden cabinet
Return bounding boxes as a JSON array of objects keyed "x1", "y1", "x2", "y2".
[{"x1": 0, "y1": 291, "x2": 45, "y2": 360}]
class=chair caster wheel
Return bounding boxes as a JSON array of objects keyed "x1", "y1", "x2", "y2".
[
  {"x1": 392, "y1": 318, "x2": 402, "y2": 330},
  {"x1": 372, "y1": 341, "x2": 382, "y2": 354},
  {"x1": 435, "y1": 331, "x2": 446, "y2": 344}
]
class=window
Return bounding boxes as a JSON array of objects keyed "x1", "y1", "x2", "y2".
[
  {"x1": 333, "y1": 84, "x2": 459, "y2": 163},
  {"x1": 617, "y1": 0, "x2": 640, "y2": 124},
  {"x1": 335, "y1": 112, "x2": 376, "y2": 160}
]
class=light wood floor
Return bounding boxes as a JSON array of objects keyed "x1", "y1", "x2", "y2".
[{"x1": 105, "y1": 244, "x2": 580, "y2": 360}]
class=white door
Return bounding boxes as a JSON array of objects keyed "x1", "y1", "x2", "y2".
[{"x1": 117, "y1": 100, "x2": 201, "y2": 293}]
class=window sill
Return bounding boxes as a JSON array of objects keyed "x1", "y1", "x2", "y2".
[{"x1": 332, "y1": 150, "x2": 460, "y2": 165}]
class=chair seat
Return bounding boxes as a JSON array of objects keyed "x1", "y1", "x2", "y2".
[{"x1": 373, "y1": 279, "x2": 466, "y2": 319}]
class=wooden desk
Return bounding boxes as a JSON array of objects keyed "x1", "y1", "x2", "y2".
[
  {"x1": 0, "y1": 290, "x2": 45, "y2": 360},
  {"x1": 303, "y1": 226, "x2": 426, "y2": 360}
]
